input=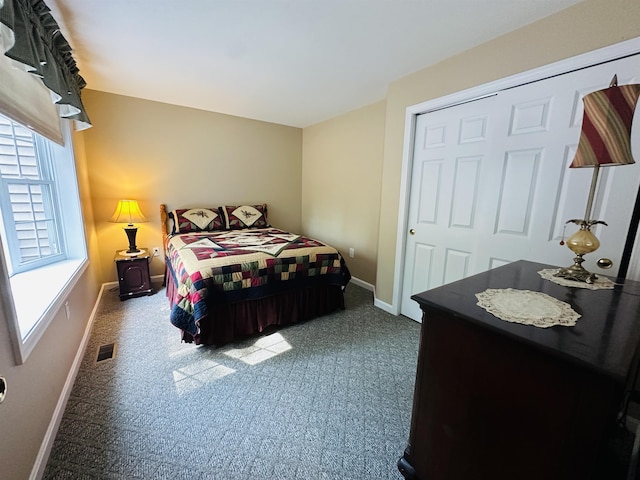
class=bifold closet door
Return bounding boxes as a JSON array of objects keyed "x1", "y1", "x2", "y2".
[{"x1": 401, "y1": 56, "x2": 640, "y2": 321}]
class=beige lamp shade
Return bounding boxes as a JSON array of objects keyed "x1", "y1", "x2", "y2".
[{"x1": 110, "y1": 200, "x2": 147, "y2": 225}]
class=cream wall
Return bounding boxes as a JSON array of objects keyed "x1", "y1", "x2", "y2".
[
  {"x1": 81, "y1": 90, "x2": 303, "y2": 283},
  {"x1": 374, "y1": 0, "x2": 640, "y2": 305},
  {"x1": 0, "y1": 128, "x2": 101, "y2": 480},
  {"x1": 302, "y1": 101, "x2": 385, "y2": 285},
  {"x1": 3, "y1": 1, "x2": 639, "y2": 477}
]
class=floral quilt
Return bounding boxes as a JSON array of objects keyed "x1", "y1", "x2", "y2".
[{"x1": 166, "y1": 228, "x2": 351, "y2": 336}]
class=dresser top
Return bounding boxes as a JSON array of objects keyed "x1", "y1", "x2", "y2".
[{"x1": 411, "y1": 260, "x2": 640, "y2": 383}]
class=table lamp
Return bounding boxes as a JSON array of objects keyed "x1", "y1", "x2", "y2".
[
  {"x1": 555, "y1": 75, "x2": 640, "y2": 283},
  {"x1": 110, "y1": 199, "x2": 147, "y2": 254}
]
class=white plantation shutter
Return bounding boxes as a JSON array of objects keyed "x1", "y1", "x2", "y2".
[{"x1": 0, "y1": 114, "x2": 63, "y2": 274}]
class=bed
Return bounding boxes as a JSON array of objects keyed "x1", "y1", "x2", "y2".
[{"x1": 161, "y1": 204, "x2": 351, "y2": 345}]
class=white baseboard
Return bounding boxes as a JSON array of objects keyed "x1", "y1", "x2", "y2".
[
  {"x1": 373, "y1": 297, "x2": 396, "y2": 315},
  {"x1": 31, "y1": 284, "x2": 108, "y2": 480},
  {"x1": 349, "y1": 276, "x2": 374, "y2": 292},
  {"x1": 349, "y1": 276, "x2": 398, "y2": 315}
]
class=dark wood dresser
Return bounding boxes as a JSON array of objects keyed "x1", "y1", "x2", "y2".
[{"x1": 399, "y1": 260, "x2": 640, "y2": 480}]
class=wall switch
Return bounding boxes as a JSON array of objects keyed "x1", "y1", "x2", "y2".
[
  {"x1": 349, "y1": 248, "x2": 355, "y2": 258},
  {"x1": 64, "y1": 301, "x2": 71, "y2": 320},
  {"x1": 152, "y1": 247, "x2": 160, "y2": 257}
]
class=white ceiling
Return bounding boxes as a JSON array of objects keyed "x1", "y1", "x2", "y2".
[{"x1": 48, "y1": 0, "x2": 584, "y2": 128}]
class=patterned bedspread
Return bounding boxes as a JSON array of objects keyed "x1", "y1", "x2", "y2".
[{"x1": 166, "y1": 228, "x2": 351, "y2": 336}]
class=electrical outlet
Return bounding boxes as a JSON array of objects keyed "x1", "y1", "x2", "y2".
[
  {"x1": 152, "y1": 247, "x2": 160, "y2": 257},
  {"x1": 349, "y1": 247, "x2": 355, "y2": 258},
  {"x1": 64, "y1": 301, "x2": 71, "y2": 320}
]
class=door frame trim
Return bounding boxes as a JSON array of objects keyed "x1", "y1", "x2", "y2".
[{"x1": 392, "y1": 36, "x2": 640, "y2": 316}]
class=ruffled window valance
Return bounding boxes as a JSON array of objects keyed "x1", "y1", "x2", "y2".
[{"x1": 0, "y1": 0, "x2": 91, "y2": 137}]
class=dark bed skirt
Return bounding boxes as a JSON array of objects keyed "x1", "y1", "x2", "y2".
[{"x1": 166, "y1": 273, "x2": 346, "y2": 345}]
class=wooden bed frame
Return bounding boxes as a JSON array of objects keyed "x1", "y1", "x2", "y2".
[{"x1": 160, "y1": 203, "x2": 349, "y2": 345}]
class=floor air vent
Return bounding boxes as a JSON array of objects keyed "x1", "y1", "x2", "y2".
[{"x1": 96, "y1": 343, "x2": 116, "y2": 362}]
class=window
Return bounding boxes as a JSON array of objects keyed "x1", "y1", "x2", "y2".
[
  {"x1": 0, "y1": 117, "x2": 64, "y2": 274},
  {"x1": 0, "y1": 112, "x2": 87, "y2": 363}
]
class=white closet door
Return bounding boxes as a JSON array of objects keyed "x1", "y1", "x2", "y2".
[
  {"x1": 401, "y1": 96, "x2": 497, "y2": 321},
  {"x1": 401, "y1": 56, "x2": 640, "y2": 322}
]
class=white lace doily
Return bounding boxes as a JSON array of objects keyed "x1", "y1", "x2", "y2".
[
  {"x1": 538, "y1": 268, "x2": 615, "y2": 290},
  {"x1": 475, "y1": 288, "x2": 581, "y2": 328}
]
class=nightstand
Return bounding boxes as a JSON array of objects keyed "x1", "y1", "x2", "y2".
[{"x1": 114, "y1": 248, "x2": 153, "y2": 301}]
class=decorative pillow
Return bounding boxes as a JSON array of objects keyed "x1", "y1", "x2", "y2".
[
  {"x1": 221, "y1": 204, "x2": 269, "y2": 229},
  {"x1": 170, "y1": 208, "x2": 225, "y2": 233}
]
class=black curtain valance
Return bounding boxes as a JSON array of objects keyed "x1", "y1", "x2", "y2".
[{"x1": 0, "y1": 0, "x2": 91, "y2": 129}]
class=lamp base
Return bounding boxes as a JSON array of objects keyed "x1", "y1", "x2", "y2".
[
  {"x1": 554, "y1": 255, "x2": 597, "y2": 284},
  {"x1": 124, "y1": 226, "x2": 140, "y2": 254}
]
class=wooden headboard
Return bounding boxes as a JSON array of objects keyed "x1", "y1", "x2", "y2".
[{"x1": 160, "y1": 204, "x2": 170, "y2": 256}]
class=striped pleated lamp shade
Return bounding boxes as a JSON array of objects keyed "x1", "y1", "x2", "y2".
[{"x1": 571, "y1": 76, "x2": 640, "y2": 168}]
